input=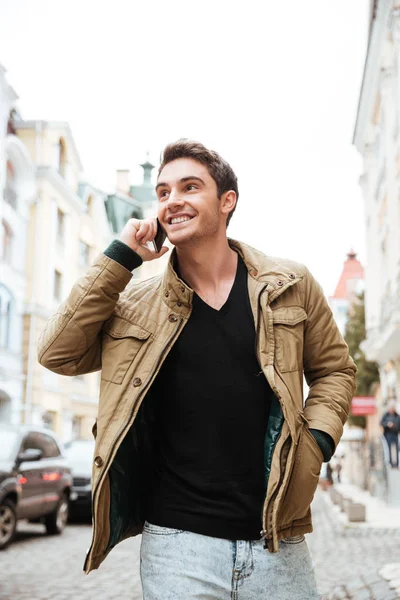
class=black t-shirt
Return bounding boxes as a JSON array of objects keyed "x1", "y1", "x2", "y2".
[{"x1": 146, "y1": 255, "x2": 274, "y2": 540}]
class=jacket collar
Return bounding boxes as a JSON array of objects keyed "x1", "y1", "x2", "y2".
[{"x1": 161, "y1": 239, "x2": 303, "y2": 314}]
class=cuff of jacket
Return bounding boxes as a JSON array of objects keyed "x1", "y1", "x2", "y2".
[
  {"x1": 103, "y1": 240, "x2": 143, "y2": 272},
  {"x1": 309, "y1": 429, "x2": 335, "y2": 462}
]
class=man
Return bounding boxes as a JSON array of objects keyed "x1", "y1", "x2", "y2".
[
  {"x1": 38, "y1": 140, "x2": 356, "y2": 599},
  {"x1": 381, "y1": 401, "x2": 400, "y2": 468}
]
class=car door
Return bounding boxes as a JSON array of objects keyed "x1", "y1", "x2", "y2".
[
  {"x1": 17, "y1": 432, "x2": 47, "y2": 520},
  {"x1": 38, "y1": 433, "x2": 64, "y2": 516}
]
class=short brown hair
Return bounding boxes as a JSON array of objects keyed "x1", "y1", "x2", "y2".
[{"x1": 158, "y1": 139, "x2": 239, "y2": 226}]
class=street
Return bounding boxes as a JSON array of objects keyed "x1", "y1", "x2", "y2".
[{"x1": 1, "y1": 491, "x2": 400, "y2": 600}]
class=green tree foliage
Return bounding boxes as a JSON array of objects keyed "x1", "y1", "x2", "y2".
[{"x1": 344, "y1": 292, "x2": 380, "y2": 428}]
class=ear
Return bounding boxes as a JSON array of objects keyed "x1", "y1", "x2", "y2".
[{"x1": 220, "y1": 190, "x2": 237, "y2": 217}]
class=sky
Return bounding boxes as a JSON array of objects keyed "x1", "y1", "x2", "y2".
[{"x1": 0, "y1": 0, "x2": 370, "y2": 294}]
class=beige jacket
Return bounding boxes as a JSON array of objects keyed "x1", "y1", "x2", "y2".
[{"x1": 38, "y1": 240, "x2": 356, "y2": 573}]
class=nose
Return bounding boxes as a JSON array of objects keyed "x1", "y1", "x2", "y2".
[{"x1": 166, "y1": 190, "x2": 184, "y2": 210}]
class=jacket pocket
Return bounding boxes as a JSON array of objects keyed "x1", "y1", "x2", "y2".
[
  {"x1": 272, "y1": 306, "x2": 307, "y2": 373},
  {"x1": 278, "y1": 425, "x2": 323, "y2": 527},
  {"x1": 101, "y1": 318, "x2": 151, "y2": 384}
]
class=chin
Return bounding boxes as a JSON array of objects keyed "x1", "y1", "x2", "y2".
[
  {"x1": 167, "y1": 227, "x2": 197, "y2": 248},
  {"x1": 169, "y1": 233, "x2": 194, "y2": 248}
]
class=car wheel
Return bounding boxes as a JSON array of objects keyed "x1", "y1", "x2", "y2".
[
  {"x1": 0, "y1": 499, "x2": 17, "y2": 550},
  {"x1": 44, "y1": 493, "x2": 69, "y2": 535}
]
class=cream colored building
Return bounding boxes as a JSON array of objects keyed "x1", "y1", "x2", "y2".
[
  {"x1": 0, "y1": 66, "x2": 35, "y2": 425},
  {"x1": 354, "y1": 0, "x2": 400, "y2": 417},
  {"x1": 16, "y1": 120, "x2": 113, "y2": 441},
  {"x1": 108, "y1": 160, "x2": 169, "y2": 280}
]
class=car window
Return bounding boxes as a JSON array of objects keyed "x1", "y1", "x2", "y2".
[
  {"x1": 41, "y1": 435, "x2": 61, "y2": 458},
  {"x1": 21, "y1": 432, "x2": 61, "y2": 458}
]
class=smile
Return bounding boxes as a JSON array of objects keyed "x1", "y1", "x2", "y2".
[{"x1": 168, "y1": 215, "x2": 194, "y2": 225}]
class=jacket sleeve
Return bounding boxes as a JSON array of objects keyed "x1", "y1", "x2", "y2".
[
  {"x1": 380, "y1": 413, "x2": 389, "y2": 428},
  {"x1": 302, "y1": 268, "x2": 357, "y2": 448},
  {"x1": 37, "y1": 254, "x2": 133, "y2": 376}
]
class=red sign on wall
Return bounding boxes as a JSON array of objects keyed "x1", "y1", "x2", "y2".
[{"x1": 351, "y1": 396, "x2": 376, "y2": 416}]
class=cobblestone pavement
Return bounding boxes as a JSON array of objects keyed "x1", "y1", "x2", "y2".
[
  {"x1": 1, "y1": 492, "x2": 400, "y2": 599},
  {"x1": 0, "y1": 519, "x2": 142, "y2": 600},
  {"x1": 308, "y1": 492, "x2": 400, "y2": 599}
]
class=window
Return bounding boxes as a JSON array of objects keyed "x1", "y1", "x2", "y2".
[
  {"x1": 72, "y1": 415, "x2": 82, "y2": 440},
  {"x1": 54, "y1": 270, "x2": 62, "y2": 302},
  {"x1": 79, "y1": 241, "x2": 90, "y2": 267},
  {"x1": 42, "y1": 409, "x2": 57, "y2": 430},
  {"x1": 4, "y1": 161, "x2": 17, "y2": 209},
  {"x1": 41, "y1": 435, "x2": 61, "y2": 458},
  {"x1": 1, "y1": 220, "x2": 13, "y2": 264},
  {"x1": 0, "y1": 285, "x2": 13, "y2": 349},
  {"x1": 56, "y1": 208, "x2": 65, "y2": 242},
  {"x1": 57, "y1": 138, "x2": 67, "y2": 177},
  {"x1": 21, "y1": 431, "x2": 61, "y2": 458},
  {"x1": 86, "y1": 194, "x2": 94, "y2": 215}
]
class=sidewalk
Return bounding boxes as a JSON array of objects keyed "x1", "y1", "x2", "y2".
[
  {"x1": 325, "y1": 482, "x2": 400, "y2": 532},
  {"x1": 317, "y1": 485, "x2": 400, "y2": 598}
]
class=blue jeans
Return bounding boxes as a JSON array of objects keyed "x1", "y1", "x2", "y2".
[
  {"x1": 140, "y1": 522, "x2": 319, "y2": 599},
  {"x1": 384, "y1": 433, "x2": 399, "y2": 468}
]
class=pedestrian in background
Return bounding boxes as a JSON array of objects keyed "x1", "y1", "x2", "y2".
[
  {"x1": 38, "y1": 139, "x2": 356, "y2": 599},
  {"x1": 381, "y1": 401, "x2": 400, "y2": 468},
  {"x1": 336, "y1": 456, "x2": 343, "y2": 483}
]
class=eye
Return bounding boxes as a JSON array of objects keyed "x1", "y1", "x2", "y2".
[
  {"x1": 159, "y1": 190, "x2": 169, "y2": 200},
  {"x1": 186, "y1": 184, "x2": 197, "y2": 191}
]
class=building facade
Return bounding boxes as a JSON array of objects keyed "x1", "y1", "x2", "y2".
[
  {"x1": 108, "y1": 158, "x2": 169, "y2": 279},
  {"x1": 354, "y1": 0, "x2": 400, "y2": 418},
  {"x1": 0, "y1": 66, "x2": 35, "y2": 425},
  {"x1": 16, "y1": 121, "x2": 113, "y2": 441}
]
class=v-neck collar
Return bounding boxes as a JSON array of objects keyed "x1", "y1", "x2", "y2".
[{"x1": 193, "y1": 253, "x2": 242, "y2": 315}]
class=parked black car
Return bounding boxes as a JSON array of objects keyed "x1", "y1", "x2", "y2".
[
  {"x1": 0, "y1": 423, "x2": 72, "y2": 549},
  {"x1": 65, "y1": 439, "x2": 95, "y2": 518}
]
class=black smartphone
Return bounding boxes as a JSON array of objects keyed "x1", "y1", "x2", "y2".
[{"x1": 152, "y1": 218, "x2": 167, "y2": 253}]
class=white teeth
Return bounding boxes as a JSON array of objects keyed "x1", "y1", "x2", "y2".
[{"x1": 170, "y1": 216, "x2": 192, "y2": 224}]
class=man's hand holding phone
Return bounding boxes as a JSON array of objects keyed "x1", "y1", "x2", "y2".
[{"x1": 119, "y1": 218, "x2": 168, "y2": 262}]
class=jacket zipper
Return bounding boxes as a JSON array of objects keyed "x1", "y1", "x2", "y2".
[
  {"x1": 256, "y1": 278, "x2": 300, "y2": 543},
  {"x1": 253, "y1": 283, "x2": 276, "y2": 542},
  {"x1": 84, "y1": 316, "x2": 186, "y2": 571}
]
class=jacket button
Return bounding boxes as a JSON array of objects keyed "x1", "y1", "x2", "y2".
[
  {"x1": 277, "y1": 280, "x2": 284, "y2": 287},
  {"x1": 94, "y1": 456, "x2": 103, "y2": 467},
  {"x1": 289, "y1": 273, "x2": 296, "y2": 280},
  {"x1": 168, "y1": 314, "x2": 178, "y2": 322},
  {"x1": 177, "y1": 301, "x2": 182, "y2": 307},
  {"x1": 180, "y1": 286, "x2": 185, "y2": 293},
  {"x1": 133, "y1": 377, "x2": 142, "y2": 387},
  {"x1": 165, "y1": 291, "x2": 169, "y2": 297},
  {"x1": 253, "y1": 270, "x2": 258, "y2": 276}
]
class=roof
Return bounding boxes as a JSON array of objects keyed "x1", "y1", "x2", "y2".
[{"x1": 331, "y1": 250, "x2": 364, "y2": 300}]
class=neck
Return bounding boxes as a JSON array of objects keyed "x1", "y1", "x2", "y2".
[{"x1": 175, "y1": 234, "x2": 237, "y2": 291}]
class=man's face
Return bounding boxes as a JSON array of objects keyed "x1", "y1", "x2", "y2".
[{"x1": 156, "y1": 158, "x2": 229, "y2": 248}]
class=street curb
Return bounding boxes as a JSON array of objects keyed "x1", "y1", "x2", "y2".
[{"x1": 320, "y1": 489, "x2": 400, "y2": 537}]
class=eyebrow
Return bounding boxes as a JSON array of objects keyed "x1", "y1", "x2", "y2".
[{"x1": 155, "y1": 176, "x2": 205, "y2": 192}]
